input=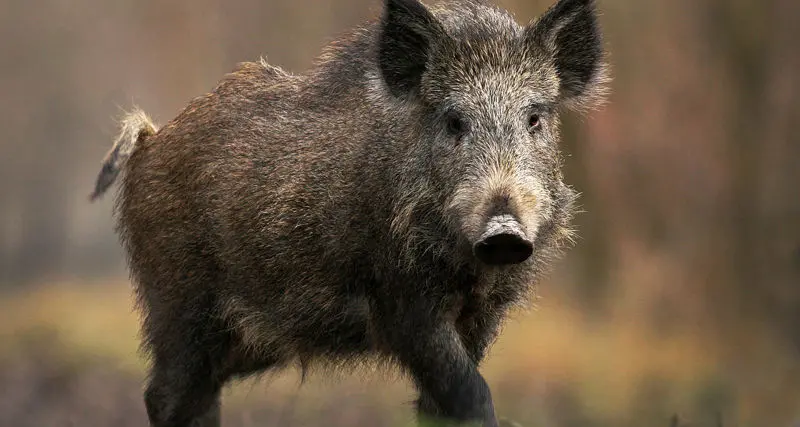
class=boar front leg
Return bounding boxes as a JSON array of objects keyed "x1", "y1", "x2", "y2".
[{"x1": 373, "y1": 294, "x2": 499, "y2": 427}]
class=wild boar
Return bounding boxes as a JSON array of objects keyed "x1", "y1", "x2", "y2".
[{"x1": 90, "y1": 0, "x2": 609, "y2": 425}]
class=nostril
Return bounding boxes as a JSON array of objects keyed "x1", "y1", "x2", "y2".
[{"x1": 473, "y1": 233, "x2": 534, "y2": 266}]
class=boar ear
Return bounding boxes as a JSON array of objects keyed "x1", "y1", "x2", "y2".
[
  {"x1": 526, "y1": 0, "x2": 609, "y2": 111},
  {"x1": 378, "y1": 0, "x2": 444, "y2": 98}
]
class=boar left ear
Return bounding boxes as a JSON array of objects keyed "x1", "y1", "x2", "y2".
[
  {"x1": 526, "y1": 0, "x2": 610, "y2": 111},
  {"x1": 378, "y1": 0, "x2": 446, "y2": 98}
]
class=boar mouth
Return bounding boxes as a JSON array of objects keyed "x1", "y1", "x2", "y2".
[{"x1": 473, "y1": 215, "x2": 534, "y2": 266}]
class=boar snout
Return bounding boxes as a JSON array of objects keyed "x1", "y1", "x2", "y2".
[{"x1": 473, "y1": 214, "x2": 533, "y2": 266}]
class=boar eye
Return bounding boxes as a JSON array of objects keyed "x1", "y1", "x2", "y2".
[
  {"x1": 445, "y1": 110, "x2": 468, "y2": 138},
  {"x1": 528, "y1": 113, "x2": 542, "y2": 132}
]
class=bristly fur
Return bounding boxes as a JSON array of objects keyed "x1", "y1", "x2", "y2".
[
  {"x1": 92, "y1": 1, "x2": 610, "y2": 426},
  {"x1": 89, "y1": 108, "x2": 157, "y2": 202}
]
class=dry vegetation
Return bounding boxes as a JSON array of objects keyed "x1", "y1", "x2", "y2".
[{"x1": 1, "y1": 279, "x2": 797, "y2": 426}]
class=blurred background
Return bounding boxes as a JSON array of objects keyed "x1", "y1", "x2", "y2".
[{"x1": 0, "y1": 0, "x2": 798, "y2": 426}]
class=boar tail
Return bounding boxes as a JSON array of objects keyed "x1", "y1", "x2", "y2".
[{"x1": 89, "y1": 108, "x2": 157, "y2": 202}]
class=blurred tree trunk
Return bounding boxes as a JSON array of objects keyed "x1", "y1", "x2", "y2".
[
  {"x1": 760, "y1": 0, "x2": 800, "y2": 355},
  {"x1": 561, "y1": 115, "x2": 613, "y2": 315},
  {"x1": 706, "y1": 0, "x2": 800, "y2": 420},
  {"x1": 708, "y1": 0, "x2": 767, "y2": 322},
  {"x1": 708, "y1": 0, "x2": 800, "y2": 351}
]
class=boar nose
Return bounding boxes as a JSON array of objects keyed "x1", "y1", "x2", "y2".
[{"x1": 473, "y1": 215, "x2": 533, "y2": 266}]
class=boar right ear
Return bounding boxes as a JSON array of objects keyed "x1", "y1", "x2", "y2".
[
  {"x1": 378, "y1": 0, "x2": 444, "y2": 98},
  {"x1": 526, "y1": 0, "x2": 610, "y2": 111}
]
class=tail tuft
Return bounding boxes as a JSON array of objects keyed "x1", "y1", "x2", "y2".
[{"x1": 89, "y1": 108, "x2": 157, "y2": 202}]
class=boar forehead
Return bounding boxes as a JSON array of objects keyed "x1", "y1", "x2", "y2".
[
  {"x1": 432, "y1": 1, "x2": 520, "y2": 39},
  {"x1": 423, "y1": 40, "x2": 560, "y2": 116},
  {"x1": 424, "y1": 7, "x2": 560, "y2": 111}
]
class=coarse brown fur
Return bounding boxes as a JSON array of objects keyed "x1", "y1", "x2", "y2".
[{"x1": 91, "y1": 0, "x2": 609, "y2": 426}]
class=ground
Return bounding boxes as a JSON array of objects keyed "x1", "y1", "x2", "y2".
[{"x1": 0, "y1": 280, "x2": 795, "y2": 427}]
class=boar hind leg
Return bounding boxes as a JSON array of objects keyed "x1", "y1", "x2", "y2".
[
  {"x1": 145, "y1": 376, "x2": 220, "y2": 427},
  {"x1": 142, "y1": 297, "x2": 232, "y2": 427},
  {"x1": 144, "y1": 331, "x2": 230, "y2": 427}
]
